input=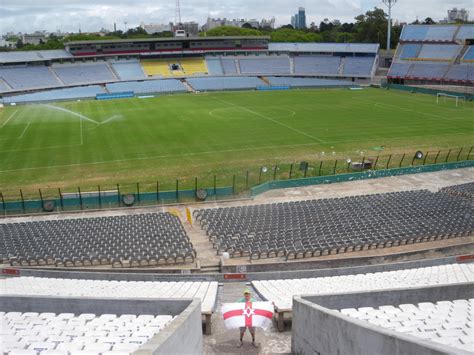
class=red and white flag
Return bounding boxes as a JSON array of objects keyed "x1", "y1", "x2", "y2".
[{"x1": 222, "y1": 302, "x2": 274, "y2": 330}]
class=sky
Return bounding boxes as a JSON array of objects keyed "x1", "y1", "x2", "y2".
[{"x1": 1, "y1": 0, "x2": 473, "y2": 34}]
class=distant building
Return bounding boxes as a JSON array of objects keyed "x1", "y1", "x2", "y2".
[
  {"x1": 446, "y1": 8, "x2": 469, "y2": 22},
  {"x1": 181, "y1": 22, "x2": 199, "y2": 36},
  {"x1": 291, "y1": 7, "x2": 307, "y2": 29},
  {"x1": 22, "y1": 32, "x2": 46, "y2": 45},
  {"x1": 141, "y1": 23, "x2": 173, "y2": 34},
  {"x1": 202, "y1": 17, "x2": 275, "y2": 31}
]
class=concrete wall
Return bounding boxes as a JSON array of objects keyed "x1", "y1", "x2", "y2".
[
  {"x1": 3, "y1": 253, "x2": 472, "y2": 283},
  {"x1": 292, "y1": 284, "x2": 474, "y2": 355},
  {"x1": 0, "y1": 296, "x2": 203, "y2": 355}
]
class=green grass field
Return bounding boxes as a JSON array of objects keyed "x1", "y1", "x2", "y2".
[{"x1": 0, "y1": 87, "x2": 473, "y2": 198}]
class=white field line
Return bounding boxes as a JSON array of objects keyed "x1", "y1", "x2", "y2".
[
  {"x1": 41, "y1": 104, "x2": 100, "y2": 124},
  {"x1": 0, "y1": 143, "x2": 82, "y2": 154},
  {"x1": 17, "y1": 123, "x2": 31, "y2": 140},
  {"x1": 215, "y1": 98, "x2": 327, "y2": 143},
  {"x1": 0, "y1": 111, "x2": 18, "y2": 129},
  {"x1": 80, "y1": 117, "x2": 83, "y2": 145},
  {"x1": 0, "y1": 142, "x2": 325, "y2": 173},
  {"x1": 352, "y1": 96, "x2": 469, "y2": 121}
]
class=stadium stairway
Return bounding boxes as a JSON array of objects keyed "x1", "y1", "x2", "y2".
[
  {"x1": 182, "y1": 79, "x2": 196, "y2": 93},
  {"x1": 204, "y1": 282, "x2": 291, "y2": 354},
  {"x1": 455, "y1": 46, "x2": 470, "y2": 64},
  {"x1": 338, "y1": 57, "x2": 346, "y2": 76},
  {"x1": 48, "y1": 67, "x2": 65, "y2": 86}
]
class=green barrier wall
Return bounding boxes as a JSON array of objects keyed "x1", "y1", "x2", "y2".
[
  {"x1": 385, "y1": 84, "x2": 474, "y2": 100},
  {"x1": 1, "y1": 187, "x2": 234, "y2": 215},
  {"x1": 250, "y1": 161, "x2": 474, "y2": 197}
]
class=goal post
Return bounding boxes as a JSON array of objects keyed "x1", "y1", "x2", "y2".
[{"x1": 436, "y1": 93, "x2": 465, "y2": 107}]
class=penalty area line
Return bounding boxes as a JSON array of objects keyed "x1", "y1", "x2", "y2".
[
  {"x1": 17, "y1": 123, "x2": 31, "y2": 140},
  {"x1": 0, "y1": 111, "x2": 18, "y2": 129}
]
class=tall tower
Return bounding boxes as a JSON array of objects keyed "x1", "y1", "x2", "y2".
[
  {"x1": 383, "y1": 0, "x2": 397, "y2": 55},
  {"x1": 175, "y1": 0, "x2": 182, "y2": 26}
]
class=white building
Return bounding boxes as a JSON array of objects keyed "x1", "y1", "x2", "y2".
[{"x1": 446, "y1": 8, "x2": 469, "y2": 22}]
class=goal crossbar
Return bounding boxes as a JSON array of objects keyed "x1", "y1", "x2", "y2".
[{"x1": 436, "y1": 93, "x2": 465, "y2": 107}]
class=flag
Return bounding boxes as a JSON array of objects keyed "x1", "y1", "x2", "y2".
[{"x1": 222, "y1": 301, "x2": 274, "y2": 330}]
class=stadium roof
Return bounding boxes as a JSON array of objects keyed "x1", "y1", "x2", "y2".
[
  {"x1": 269, "y1": 42, "x2": 380, "y2": 54},
  {"x1": 65, "y1": 36, "x2": 271, "y2": 46},
  {"x1": 0, "y1": 50, "x2": 72, "y2": 64}
]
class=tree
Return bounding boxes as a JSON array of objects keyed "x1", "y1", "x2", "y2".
[
  {"x1": 16, "y1": 39, "x2": 24, "y2": 49},
  {"x1": 423, "y1": 17, "x2": 436, "y2": 25},
  {"x1": 270, "y1": 28, "x2": 322, "y2": 42},
  {"x1": 199, "y1": 26, "x2": 262, "y2": 37},
  {"x1": 353, "y1": 7, "x2": 389, "y2": 48}
]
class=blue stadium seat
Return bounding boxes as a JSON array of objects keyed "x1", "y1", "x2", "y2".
[
  {"x1": 110, "y1": 60, "x2": 146, "y2": 80},
  {"x1": 221, "y1": 59, "x2": 238, "y2": 75},
  {"x1": 266, "y1": 77, "x2": 355, "y2": 88},
  {"x1": 0, "y1": 66, "x2": 61, "y2": 91},
  {"x1": 205, "y1": 58, "x2": 224, "y2": 75},
  {"x1": 187, "y1": 77, "x2": 266, "y2": 91},
  {"x1": 239, "y1": 57, "x2": 291, "y2": 74},
  {"x1": 387, "y1": 63, "x2": 412, "y2": 78},
  {"x1": 463, "y1": 46, "x2": 474, "y2": 61},
  {"x1": 294, "y1": 56, "x2": 341, "y2": 75},
  {"x1": 53, "y1": 63, "x2": 116, "y2": 85},
  {"x1": 399, "y1": 44, "x2": 422, "y2": 59},
  {"x1": 418, "y1": 45, "x2": 460, "y2": 61},
  {"x1": 2, "y1": 85, "x2": 105, "y2": 103},
  {"x1": 106, "y1": 79, "x2": 186, "y2": 94},
  {"x1": 456, "y1": 25, "x2": 474, "y2": 42},
  {"x1": 407, "y1": 63, "x2": 450, "y2": 79},
  {"x1": 342, "y1": 57, "x2": 375, "y2": 76}
]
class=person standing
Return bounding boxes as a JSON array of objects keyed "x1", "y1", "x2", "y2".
[{"x1": 237, "y1": 289, "x2": 258, "y2": 348}]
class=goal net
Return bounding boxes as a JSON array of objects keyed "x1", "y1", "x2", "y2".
[{"x1": 436, "y1": 93, "x2": 465, "y2": 107}]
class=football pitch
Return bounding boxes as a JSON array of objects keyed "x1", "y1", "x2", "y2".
[{"x1": 0, "y1": 87, "x2": 473, "y2": 197}]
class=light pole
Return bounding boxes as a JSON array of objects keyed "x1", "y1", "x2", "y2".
[{"x1": 383, "y1": 0, "x2": 397, "y2": 56}]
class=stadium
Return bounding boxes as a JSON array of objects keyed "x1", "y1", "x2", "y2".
[{"x1": 0, "y1": 8, "x2": 473, "y2": 355}]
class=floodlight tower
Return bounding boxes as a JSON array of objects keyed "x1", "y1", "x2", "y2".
[
  {"x1": 175, "y1": 0, "x2": 182, "y2": 26},
  {"x1": 383, "y1": 0, "x2": 397, "y2": 56}
]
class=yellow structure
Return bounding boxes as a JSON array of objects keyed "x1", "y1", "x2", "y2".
[
  {"x1": 141, "y1": 58, "x2": 208, "y2": 77},
  {"x1": 180, "y1": 58, "x2": 208, "y2": 75}
]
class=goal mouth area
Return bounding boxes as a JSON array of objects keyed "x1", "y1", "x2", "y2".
[{"x1": 436, "y1": 93, "x2": 466, "y2": 107}]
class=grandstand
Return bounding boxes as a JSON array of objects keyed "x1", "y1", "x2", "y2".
[
  {"x1": 388, "y1": 24, "x2": 474, "y2": 85},
  {"x1": 0, "y1": 38, "x2": 378, "y2": 102}
]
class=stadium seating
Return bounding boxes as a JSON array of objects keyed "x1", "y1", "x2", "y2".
[
  {"x1": 387, "y1": 62, "x2": 412, "y2": 78},
  {"x1": 342, "y1": 56, "x2": 375, "y2": 76},
  {"x1": 399, "y1": 44, "x2": 422, "y2": 60},
  {"x1": 0, "y1": 50, "x2": 72, "y2": 64},
  {"x1": 439, "y1": 182, "x2": 474, "y2": 199},
  {"x1": 0, "y1": 277, "x2": 218, "y2": 314},
  {"x1": 463, "y1": 46, "x2": 474, "y2": 62},
  {"x1": 0, "y1": 212, "x2": 196, "y2": 267},
  {"x1": 52, "y1": 63, "x2": 116, "y2": 85},
  {"x1": 294, "y1": 56, "x2": 341, "y2": 75},
  {"x1": 0, "y1": 79, "x2": 11, "y2": 92},
  {"x1": 142, "y1": 60, "x2": 184, "y2": 77},
  {"x1": 187, "y1": 76, "x2": 266, "y2": 91},
  {"x1": 417, "y1": 44, "x2": 460, "y2": 61},
  {"x1": 336, "y1": 299, "x2": 473, "y2": 353},
  {"x1": 106, "y1": 79, "x2": 186, "y2": 94},
  {"x1": 239, "y1": 56, "x2": 291, "y2": 75},
  {"x1": 456, "y1": 25, "x2": 474, "y2": 41},
  {"x1": 407, "y1": 63, "x2": 450, "y2": 79},
  {"x1": 221, "y1": 59, "x2": 238, "y2": 75},
  {"x1": 206, "y1": 58, "x2": 225, "y2": 75},
  {"x1": 0, "y1": 311, "x2": 175, "y2": 353},
  {"x1": 266, "y1": 77, "x2": 355, "y2": 88},
  {"x1": 194, "y1": 189, "x2": 472, "y2": 260},
  {"x1": 110, "y1": 60, "x2": 146, "y2": 80},
  {"x1": 401, "y1": 25, "x2": 457, "y2": 42},
  {"x1": 444, "y1": 65, "x2": 474, "y2": 82},
  {"x1": 252, "y1": 263, "x2": 474, "y2": 310},
  {"x1": 179, "y1": 58, "x2": 208, "y2": 75},
  {"x1": 0, "y1": 66, "x2": 61, "y2": 91},
  {"x1": 2, "y1": 85, "x2": 105, "y2": 104}
]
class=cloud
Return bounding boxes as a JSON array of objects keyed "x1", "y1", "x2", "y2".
[{"x1": 1, "y1": 0, "x2": 473, "y2": 33}]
